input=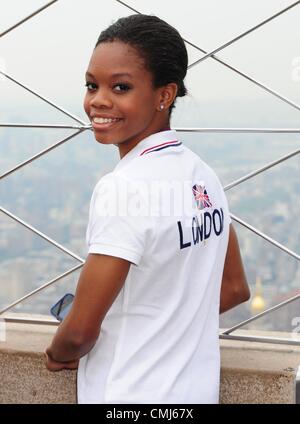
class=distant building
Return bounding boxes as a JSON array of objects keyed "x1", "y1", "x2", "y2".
[{"x1": 251, "y1": 276, "x2": 265, "y2": 314}]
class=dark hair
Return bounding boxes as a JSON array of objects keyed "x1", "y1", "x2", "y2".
[{"x1": 96, "y1": 14, "x2": 188, "y2": 113}]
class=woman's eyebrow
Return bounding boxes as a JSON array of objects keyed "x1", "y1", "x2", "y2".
[
  {"x1": 85, "y1": 71, "x2": 94, "y2": 78},
  {"x1": 85, "y1": 71, "x2": 133, "y2": 79},
  {"x1": 111, "y1": 72, "x2": 133, "y2": 79}
]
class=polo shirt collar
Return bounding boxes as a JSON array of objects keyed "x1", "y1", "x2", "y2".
[{"x1": 114, "y1": 129, "x2": 181, "y2": 172}]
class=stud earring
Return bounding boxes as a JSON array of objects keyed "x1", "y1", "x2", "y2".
[{"x1": 159, "y1": 104, "x2": 164, "y2": 111}]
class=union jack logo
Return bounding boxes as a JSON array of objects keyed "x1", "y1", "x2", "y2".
[{"x1": 192, "y1": 184, "x2": 212, "y2": 210}]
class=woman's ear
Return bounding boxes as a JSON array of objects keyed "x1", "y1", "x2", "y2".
[{"x1": 158, "y1": 83, "x2": 178, "y2": 111}]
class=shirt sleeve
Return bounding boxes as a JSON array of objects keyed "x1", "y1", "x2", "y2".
[{"x1": 86, "y1": 173, "x2": 153, "y2": 266}]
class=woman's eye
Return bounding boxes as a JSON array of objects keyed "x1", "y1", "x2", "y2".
[
  {"x1": 114, "y1": 83, "x2": 131, "y2": 92},
  {"x1": 85, "y1": 82, "x2": 97, "y2": 91}
]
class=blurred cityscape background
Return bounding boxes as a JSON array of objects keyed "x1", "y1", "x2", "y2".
[{"x1": 0, "y1": 0, "x2": 299, "y2": 333}]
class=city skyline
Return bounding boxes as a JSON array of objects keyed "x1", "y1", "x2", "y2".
[{"x1": 0, "y1": 0, "x2": 299, "y2": 332}]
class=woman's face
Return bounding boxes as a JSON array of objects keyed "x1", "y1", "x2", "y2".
[{"x1": 84, "y1": 41, "x2": 165, "y2": 157}]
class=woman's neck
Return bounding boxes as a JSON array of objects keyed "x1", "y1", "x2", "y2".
[{"x1": 118, "y1": 124, "x2": 171, "y2": 159}]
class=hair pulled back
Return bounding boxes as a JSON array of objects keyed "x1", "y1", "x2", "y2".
[{"x1": 96, "y1": 14, "x2": 188, "y2": 113}]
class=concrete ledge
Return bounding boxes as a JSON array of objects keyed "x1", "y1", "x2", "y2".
[
  {"x1": 220, "y1": 333, "x2": 300, "y2": 404},
  {"x1": 0, "y1": 316, "x2": 299, "y2": 403},
  {"x1": 0, "y1": 317, "x2": 76, "y2": 404}
]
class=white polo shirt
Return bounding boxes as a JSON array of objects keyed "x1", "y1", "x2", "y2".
[{"x1": 77, "y1": 129, "x2": 231, "y2": 404}]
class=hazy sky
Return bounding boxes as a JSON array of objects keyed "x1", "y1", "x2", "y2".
[{"x1": 0, "y1": 0, "x2": 299, "y2": 125}]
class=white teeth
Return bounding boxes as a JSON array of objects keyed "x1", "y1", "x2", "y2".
[{"x1": 93, "y1": 117, "x2": 120, "y2": 124}]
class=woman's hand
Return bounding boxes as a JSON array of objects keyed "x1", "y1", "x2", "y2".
[{"x1": 45, "y1": 347, "x2": 79, "y2": 372}]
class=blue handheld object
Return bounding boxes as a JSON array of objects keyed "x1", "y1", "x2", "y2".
[{"x1": 50, "y1": 293, "x2": 74, "y2": 321}]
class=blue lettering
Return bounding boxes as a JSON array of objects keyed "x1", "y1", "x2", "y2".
[
  {"x1": 204, "y1": 212, "x2": 212, "y2": 240},
  {"x1": 192, "y1": 216, "x2": 203, "y2": 244},
  {"x1": 178, "y1": 208, "x2": 225, "y2": 250},
  {"x1": 212, "y1": 209, "x2": 223, "y2": 236},
  {"x1": 177, "y1": 221, "x2": 191, "y2": 249},
  {"x1": 220, "y1": 208, "x2": 224, "y2": 233}
]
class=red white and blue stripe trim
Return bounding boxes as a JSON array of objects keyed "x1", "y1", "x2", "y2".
[{"x1": 140, "y1": 140, "x2": 182, "y2": 156}]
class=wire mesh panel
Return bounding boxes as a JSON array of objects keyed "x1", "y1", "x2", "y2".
[{"x1": 0, "y1": 0, "x2": 299, "y2": 342}]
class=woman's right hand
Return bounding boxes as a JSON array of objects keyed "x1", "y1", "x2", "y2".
[{"x1": 44, "y1": 349, "x2": 79, "y2": 372}]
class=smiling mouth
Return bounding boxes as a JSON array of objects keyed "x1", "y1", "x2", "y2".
[{"x1": 91, "y1": 117, "x2": 123, "y2": 130}]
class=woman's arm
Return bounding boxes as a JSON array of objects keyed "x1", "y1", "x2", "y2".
[
  {"x1": 219, "y1": 224, "x2": 250, "y2": 314},
  {"x1": 45, "y1": 253, "x2": 131, "y2": 366}
]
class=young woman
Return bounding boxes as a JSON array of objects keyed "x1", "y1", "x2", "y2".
[{"x1": 45, "y1": 14, "x2": 250, "y2": 404}]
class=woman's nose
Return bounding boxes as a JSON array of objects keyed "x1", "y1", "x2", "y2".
[{"x1": 90, "y1": 88, "x2": 113, "y2": 109}]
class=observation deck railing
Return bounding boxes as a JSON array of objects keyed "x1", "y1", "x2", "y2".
[{"x1": 0, "y1": 0, "x2": 299, "y2": 347}]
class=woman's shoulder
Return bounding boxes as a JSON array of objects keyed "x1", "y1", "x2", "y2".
[{"x1": 183, "y1": 145, "x2": 219, "y2": 174}]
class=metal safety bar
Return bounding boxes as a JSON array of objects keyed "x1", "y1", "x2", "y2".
[
  {"x1": 0, "y1": 0, "x2": 58, "y2": 38},
  {"x1": 116, "y1": 0, "x2": 300, "y2": 113},
  {"x1": 0, "y1": 0, "x2": 299, "y2": 340},
  {"x1": 0, "y1": 69, "x2": 87, "y2": 125},
  {"x1": 230, "y1": 213, "x2": 300, "y2": 261},
  {"x1": 175, "y1": 128, "x2": 300, "y2": 133},
  {"x1": 224, "y1": 147, "x2": 300, "y2": 191},
  {"x1": 0, "y1": 123, "x2": 89, "y2": 130},
  {"x1": 222, "y1": 290, "x2": 300, "y2": 335},
  {"x1": 0, "y1": 263, "x2": 84, "y2": 316},
  {"x1": 220, "y1": 333, "x2": 300, "y2": 346},
  {"x1": 221, "y1": 213, "x2": 300, "y2": 337},
  {"x1": 188, "y1": 0, "x2": 300, "y2": 69},
  {"x1": 2, "y1": 125, "x2": 300, "y2": 133},
  {"x1": 0, "y1": 316, "x2": 59, "y2": 325},
  {"x1": 0, "y1": 207, "x2": 85, "y2": 263},
  {"x1": 0, "y1": 129, "x2": 85, "y2": 180}
]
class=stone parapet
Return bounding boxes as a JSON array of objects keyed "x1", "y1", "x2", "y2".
[{"x1": 0, "y1": 317, "x2": 299, "y2": 404}]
